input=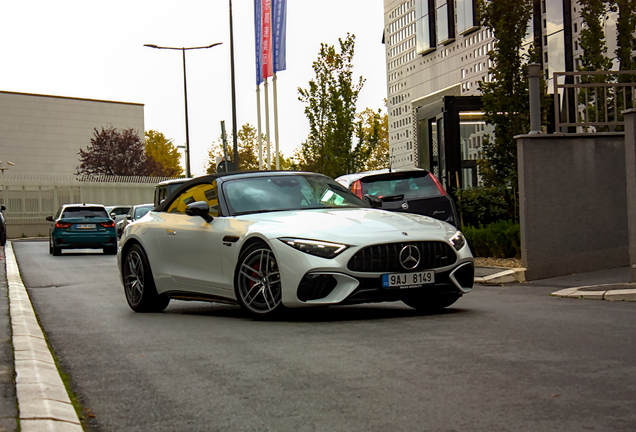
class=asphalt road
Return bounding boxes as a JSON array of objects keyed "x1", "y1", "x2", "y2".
[{"x1": 13, "y1": 241, "x2": 636, "y2": 432}]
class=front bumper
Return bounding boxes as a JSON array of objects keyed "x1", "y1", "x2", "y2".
[{"x1": 271, "y1": 237, "x2": 474, "y2": 308}]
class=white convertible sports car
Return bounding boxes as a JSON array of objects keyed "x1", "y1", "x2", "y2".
[{"x1": 118, "y1": 171, "x2": 474, "y2": 317}]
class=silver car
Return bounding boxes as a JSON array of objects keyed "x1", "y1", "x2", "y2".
[{"x1": 116, "y1": 204, "x2": 154, "y2": 238}]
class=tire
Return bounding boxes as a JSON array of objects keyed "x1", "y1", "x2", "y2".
[
  {"x1": 122, "y1": 244, "x2": 170, "y2": 312},
  {"x1": 402, "y1": 293, "x2": 461, "y2": 312},
  {"x1": 234, "y1": 242, "x2": 284, "y2": 317},
  {"x1": 52, "y1": 241, "x2": 62, "y2": 256},
  {"x1": 103, "y1": 246, "x2": 117, "y2": 255},
  {"x1": 49, "y1": 237, "x2": 53, "y2": 255},
  {"x1": 0, "y1": 230, "x2": 5, "y2": 247}
]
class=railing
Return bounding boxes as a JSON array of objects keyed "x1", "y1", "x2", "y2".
[
  {"x1": 0, "y1": 175, "x2": 177, "y2": 225},
  {"x1": 553, "y1": 70, "x2": 636, "y2": 132}
]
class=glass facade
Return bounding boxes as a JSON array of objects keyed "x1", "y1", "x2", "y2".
[
  {"x1": 456, "y1": 0, "x2": 478, "y2": 35},
  {"x1": 435, "y1": 0, "x2": 455, "y2": 44},
  {"x1": 415, "y1": 0, "x2": 436, "y2": 54}
]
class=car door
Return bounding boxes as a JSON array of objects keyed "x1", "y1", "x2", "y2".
[{"x1": 157, "y1": 181, "x2": 231, "y2": 296}]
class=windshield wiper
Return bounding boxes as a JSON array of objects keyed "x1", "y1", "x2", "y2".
[
  {"x1": 380, "y1": 194, "x2": 404, "y2": 202},
  {"x1": 232, "y1": 209, "x2": 281, "y2": 216}
]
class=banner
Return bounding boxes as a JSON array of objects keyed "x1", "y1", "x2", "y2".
[
  {"x1": 272, "y1": 0, "x2": 287, "y2": 72},
  {"x1": 254, "y1": 0, "x2": 263, "y2": 85},
  {"x1": 262, "y1": 0, "x2": 273, "y2": 79}
]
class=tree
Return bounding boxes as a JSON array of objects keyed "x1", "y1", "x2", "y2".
[
  {"x1": 205, "y1": 123, "x2": 294, "y2": 173},
  {"x1": 355, "y1": 106, "x2": 389, "y2": 171},
  {"x1": 145, "y1": 130, "x2": 184, "y2": 177},
  {"x1": 77, "y1": 126, "x2": 147, "y2": 176},
  {"x1": 611, "y1": 0, "x2": 636, "y2": 74},
  {"x1": 477, "y1": 0, "x2": 535, "y2": 188},
  {"x1": 298, "y1": 33, "x2": 365, "y2": 178}
]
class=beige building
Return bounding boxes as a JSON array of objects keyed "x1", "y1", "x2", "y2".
[{"x1": 0, "y1": 91, "x2": 144, "y2": 176}]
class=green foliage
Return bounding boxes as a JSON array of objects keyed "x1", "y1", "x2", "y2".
[
  {"x1": 298, "y1": 33, "x2": 369, "y2": 178},
  {"x1": 205, "y1": 123, "x2": 294, "y2": 174},
  {"x1": 579, "y1": 0, "x2": 613, "y2": 73},
  {"x1": 477, "y1": 0, "x2": 535, "y2": 189},
  {"x1": 145, "y1": 130, "x2": 184, "y2": 177},
  {"x1": 463, "y1": 220, "x2": 521, "y2": 258},
  {"x1": 611, "y1": 0, "x2": 636, "y2": 74},
  {"x1": 455, "y1": 185, "x2": 517, "y2": 227}
]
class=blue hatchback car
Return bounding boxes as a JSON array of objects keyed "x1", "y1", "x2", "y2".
[{"x1": 46, "y1": 204, "x2": 117, "y2": 255}]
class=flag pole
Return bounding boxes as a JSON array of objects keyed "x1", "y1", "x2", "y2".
[
  {"x1": 256, "y1": 85, "x2": 263, "y2": 170},
  {"x1": 264, "y1": 77, "x2": 272, "y2": 169},
  {"x1": 273, "y1": 72, "x2": 280, "y2": 169}
]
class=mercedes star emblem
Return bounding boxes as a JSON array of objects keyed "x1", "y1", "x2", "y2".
[
  {"x1": 401, "y1": 202, "x2": 409, "y2": 210},
  {"x1": 399, "y1": 245, "x2": 421, "y2": 270}
]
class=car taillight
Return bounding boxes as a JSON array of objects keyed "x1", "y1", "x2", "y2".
[
  {"x1": 100, "y1": 221, "x2": 115, "y2": 228},
  {"x1": 55, "y1": 221, "x2": 72, "y2": 228},
  {"x1": 351, "y1": 180, "x2": 363, "y2": 199},
  {"x1": 429, "y1": 174, "x2": 447, "y2": 196}
]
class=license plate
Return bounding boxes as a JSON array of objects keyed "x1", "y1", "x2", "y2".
[
  {"x1": 76, "y1": 224, "x2": 96, "y2": 229},
  {"x1": 382, "y1": 271, "x2": 435, "y2": 288}
]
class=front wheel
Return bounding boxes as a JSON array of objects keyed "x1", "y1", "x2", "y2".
[
  {"x1": 402, "y1": 293, "x2": 461, "y2": 312},
  {"x1": 122, "y1": 244, "x2": 170, "y2": 312},
  {"x1": 234, "y1": 242, "x2": 284, "y2": 317}
]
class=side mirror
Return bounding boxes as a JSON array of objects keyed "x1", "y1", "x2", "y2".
[
  {"x1": 45, "y1": 216, "x2": 53, "y2": 222},
  {"x1": 363, "y1": 194, "x2": 383, "y2": 209},
  {"x1": 126, "y1": 214, "x2": 132, "y2": 220},
  {"x1": 186, "y1": 201, "x2": 213, "y2": 223},
  {"x1": 0, "y1": 205, "x2": 5, "y2": 212}
]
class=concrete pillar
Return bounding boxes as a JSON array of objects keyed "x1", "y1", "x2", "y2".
[
  {"x1": 528, "y1": 63, "x2": 542, "y2": 134},
  {"x1": 624, "y1": 109, "x2": 636, "y2": 282}
]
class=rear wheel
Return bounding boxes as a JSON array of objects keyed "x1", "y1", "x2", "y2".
[
  {"x1": 123, "y1": 244, "x2": 170, "y2": 312},
  {"x1": 0, "y1": 230, "x2": 6, "y2": 246},
  {"x1": 234, "y1": 242, "x2": 284, "y2": 317},
  {"x1": 402, "y1": 293, "x2": 460, "y2": 312},
  {"x1": 103, "y1": 246, "x2": 117, "y2": 255},
  {"x1": 52, "y1": 239, "x2": 62, "y2": 256}
]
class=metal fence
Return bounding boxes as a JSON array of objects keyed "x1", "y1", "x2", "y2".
[
  {"x1": 0, "y1": 174, "x2": 174, "y2": 225},
  {"x1": 554, "y1": 70, "x2": 636, "y2": 132}
]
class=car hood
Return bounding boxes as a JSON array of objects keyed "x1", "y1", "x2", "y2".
[{"x1": 238, "y1": 208, "x2": 454, "y2": 244}]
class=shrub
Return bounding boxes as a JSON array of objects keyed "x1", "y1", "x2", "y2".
[
  {"x1": 454, "y1": 185, "x2": 517, "y2": 227},
  {"x1": 462, "y1": 220, "x2": 521, "y2": 258}
]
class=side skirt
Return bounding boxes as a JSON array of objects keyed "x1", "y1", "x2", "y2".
[{"x1": 162, "y1": 290, "x2": 238, "y2": 305}]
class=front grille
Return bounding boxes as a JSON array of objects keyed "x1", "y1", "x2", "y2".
[{"x1": 347, "y1": 241, "x2": 457, "y2": 273}]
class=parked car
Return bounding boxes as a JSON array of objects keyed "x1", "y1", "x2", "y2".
[
  {"x1": 0, "y1": 204, "x2": 6, "y2": 246},
  {"x1": 336, "y1": 169, "x2": 460, "y2": 228},
  {"x1": 46, "y1": 204, "x2": 117, "y2": 255},
  {"x1": 105, "y1": 205, "x2": 132, "y2": 224},
  {"x1": 154, "y1": 178, "x2": 190, "y2": 208},
  {"x1": 116, "y1": 203, "x2": 154, "y2": 238},
  {"x1": 118, "y1": 171, "x2": 473, "y2": 316}
]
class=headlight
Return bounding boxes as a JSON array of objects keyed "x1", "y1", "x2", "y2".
[
  {"x1": 449, "y1": 231, "x2": 466, "y2": 251},
  {"x1": 279, "y1": 238, "x2": 349, "y2": 259}
]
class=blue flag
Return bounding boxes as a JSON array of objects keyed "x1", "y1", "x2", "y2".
[
  {"x1": 272, "y1": 0, "x2": 287, "y2": 72},
  {"x1": 254, "y1": 0, "x2": 263, "y2": 84}
]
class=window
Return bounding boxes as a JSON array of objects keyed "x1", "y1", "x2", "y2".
[
  {"x1": 456, "y1": 0, "x2": 478, "y2": 35},
  {"x1": 167, "y1": 182, "x2": 220, "y2": 217},
  {"x1": 435, "y1": 0, "x2": 455, "y2": 44},
  {"x1": 61, "y1": 207, "x2": 108, "y2": 218},
  {"x1": 415, "y1": 0, "x2": 436, "y2": 54}
]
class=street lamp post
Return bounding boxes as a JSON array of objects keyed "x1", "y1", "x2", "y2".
[{"x1": 144, "y1": 43, "x2": 222, "y2": 178}]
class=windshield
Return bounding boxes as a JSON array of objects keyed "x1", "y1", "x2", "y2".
[
  {"x1": 362, "y1": 172, "x2": 442, "y2": 200},
  {"x1": 223, "y1": 175, "x2": 367, "y2": 216},
  {"x1": 61, "y1": 207, "x2": 108, "y2": 218},
  {"x1": 134, "y1": 206, "x2": 153, "y2": 219}
]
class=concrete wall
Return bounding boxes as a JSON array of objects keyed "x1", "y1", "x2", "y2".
[
  {"x1": 0, "y1": 91, "x2": 144, "y2": 176},
  {"x1": 624, "y1": 110, "x2": 636, "y2": 282},
  {"x1": 517, "y1": 133, "x2": 629, "y2": 280}
]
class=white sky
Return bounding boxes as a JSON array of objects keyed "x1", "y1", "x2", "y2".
[{"x1": 0, "y1": 0, "x2": 388, "y2": 176}]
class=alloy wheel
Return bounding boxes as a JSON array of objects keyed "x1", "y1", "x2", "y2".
[
  {"x1": 237, "y1": 248, "x2": 282, "y2": 314},
  {"x1": 124, "y1": 250, "x2": 144, "y2": 305}
]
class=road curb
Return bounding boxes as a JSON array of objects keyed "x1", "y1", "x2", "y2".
[
  {"x1": 551, "y1": 283, "x2": 636, "y2": 301},
  {"x1": 474, "y1": 267, "x2": 526, "y2": 285},
  {"x1": 5, "y1": 241, "x2": 83, "y2": 431}
]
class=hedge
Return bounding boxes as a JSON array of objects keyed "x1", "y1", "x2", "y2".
[{"x1": 462, "y1": 220, "x2": 521, "y2": 258}]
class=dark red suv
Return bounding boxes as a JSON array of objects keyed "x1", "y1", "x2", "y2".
[{"x1": 336, "y1": 169, "x2": 459, "y2": 228}]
